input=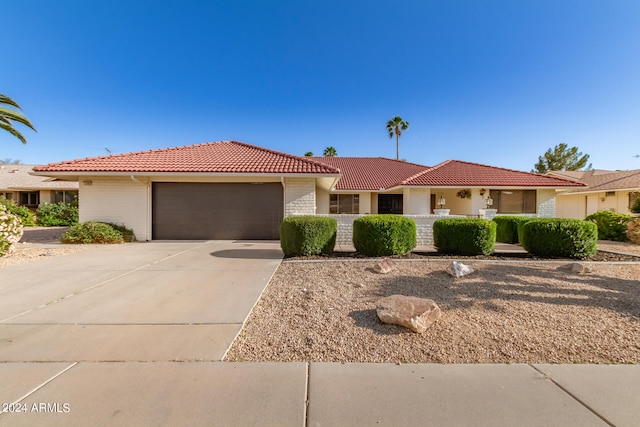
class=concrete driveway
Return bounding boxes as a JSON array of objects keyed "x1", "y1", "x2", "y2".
[{"x1": 0, "y1": 241, "x2": 310, "y2": 426}]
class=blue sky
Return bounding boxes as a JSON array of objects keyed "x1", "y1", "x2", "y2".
[{"x1": 3, "y1": 0, "x2": 639, "y2": 171}]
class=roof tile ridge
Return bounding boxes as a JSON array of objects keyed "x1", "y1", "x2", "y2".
[
  {"x1": 447, "y1": 159, "x2": 586, "y2": 186},
  {"x1": 229, "y1": 141, "x2": 341, "y2": 173},
  {"x1": 590, "y1": 169, "x2": 640, "y2": 187}
]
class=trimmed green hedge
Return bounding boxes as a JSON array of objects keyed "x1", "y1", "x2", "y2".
[
  {"x1": 61, "y1": 222, "x2": 135, "y2": 244},
  {"x1": 585, "y1": 211, "x2": 630, "y2": 242},
  {"x1": 519, "y1": 218, "x2": 597, "y2": 259},
  {"x1": 280, "y1": 216, "x2": 337, "y2": 256},
  {"x1": 493, "y1": 216, "x2": 533, "y2": 244},
  {"x1": 433, "y1": 218, "x2": 496, "y2": 255},
  {"x1": 352, "y1": 215, "x2": 416, "y2": 256},
  {"x1": 632, "y1": 197, "x2": 640, "y2": 214}
]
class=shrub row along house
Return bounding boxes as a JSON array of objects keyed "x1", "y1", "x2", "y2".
[{"x1": 32, "y1": 141, "x2": 584, "y2": 242}]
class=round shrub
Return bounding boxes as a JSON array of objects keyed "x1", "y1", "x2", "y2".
[
  {"x1": 280, "y1": 216, "x2": 337, "y2": 256},
  {"x1": 36, "y1": 202, "x2": 79, "y2": 226},
  {"x1": 520, "y1": 218, "x2": 597, "y2": 259},
  {"x1": 585, "y1": 211, "x2": 630, "y2": 242},
  {"x1": 61, "y1": 222, "x2": 134, "y2": 244},
  {"x1": 0, "y1": 204, "x2": 24, "y2": 256},
  {"x1": 627, "y1": 217, "x2": 640, "y2": 244},
  {"x1": 0, "y1": 196, "x2": 36, "y2": 226},
  {"x1": 493, "y1": 216, "x2": 532, "y2": 244},
  {"x1": 352, "y1": 215, "x2": 416, "y2": 256},
  {"x1": 433, "y1": 218, "x2": 496, "y2": 256}
]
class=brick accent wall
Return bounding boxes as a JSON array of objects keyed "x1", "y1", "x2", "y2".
[
  {"x1": 316, "y1": 214, "x2": 464, "y2": 246},
  {"x1": 537, "y1": 189, "x2": 556, "y2": 218},
  {"x1": 284, "y1": 178, "x2": 316, "y2": 216}
]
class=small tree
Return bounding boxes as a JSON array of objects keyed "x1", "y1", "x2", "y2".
[
  {"x1": 323, "y1": 146, "x2": 337, "y2": 157},
  {"x1": 533, "y1": 143, "x2": 591, "y2": 173},
  {"x1": 304, "y1": 151, "x2": 314, "y2": 157}
]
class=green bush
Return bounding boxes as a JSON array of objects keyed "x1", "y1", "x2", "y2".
[
  {"x1": 433, "y1": 218, "x2": 496, "y2": 256},
  {"x1": 61, "y1": 222, "x2": 135, "y2": 244},
  {"x1": 280, "y1": 216, "x2": 337, "y2": 256},
  {"x1": 36, "y1": 202, "x2": 79, "y2": 226},
  {"x1": 352, "y1": 215, "x2": 416, "y2": 256},
  {"x1": 493, "y1": 216, "x2": 533, "y2": 244},
  {"x1": 0, "y1": 204, "x2": 24, "y2": 256},
  {"x1": 520, "y1": 218, "x2": 597, "y2": 259},
  {"x1": 630, "y1": 197, "x2": 640, "y2": 214},
  {"x1": 0, "y1": 196, "x2": 36, "y2": 226},
  {"x1": 585, "y1": 210, "x2": 630, "y2": 242}
]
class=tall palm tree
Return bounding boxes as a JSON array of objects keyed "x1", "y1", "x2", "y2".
[
  {"x1": 0, "y1": 94, "x2": 36, "y2": 144},
  {"x1": 386, "y1": 115, "x2": 409, "y2": 160},
  {"x1": 323, "y1": 146, "x2": 337, "y2": 157}
]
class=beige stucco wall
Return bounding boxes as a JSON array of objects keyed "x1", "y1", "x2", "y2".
[
  {"x1": 403, "y1": 188, "x2": 431, "y2": 214},
  {"x1": 556, "y1": 190, "x2": 637, "y2": 219},
  {"x1": 79, "y1": 176, "x2": 151, "y2": 241}
]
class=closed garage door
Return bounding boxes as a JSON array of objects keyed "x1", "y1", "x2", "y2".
[{"x1": 152, "y1": 182, "x2": 283, "y2": 240}]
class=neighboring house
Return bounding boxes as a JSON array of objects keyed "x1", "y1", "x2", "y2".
[
  {"x1": 0, "y1": 164, "x2": 79, "y2": 208},
  {"x1": 32, "y1": 141, "x2": 583, "y2": 241},
  {"x1": 550, "y1": 169, "x2": 640, "y2": 218}
]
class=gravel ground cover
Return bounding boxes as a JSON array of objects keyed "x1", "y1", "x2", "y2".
[{"x1": 226, "y1": 245, "x2": 640, "y2": 364}]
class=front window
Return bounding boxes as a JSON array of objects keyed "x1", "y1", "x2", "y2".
[
  {"x1": 490, "y1": 190, "x2": 536, "y2": 214},
  {"x1": 19, "y1": 191, "x2": 39, "y2": 207},
  {"x1": 330, "y1": 194, "x2": 359, "y2": 214},
  {"x1": 54, "y1": 190, "x2": 78, "y2": 204}
]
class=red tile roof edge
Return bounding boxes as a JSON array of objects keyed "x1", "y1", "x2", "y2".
[
  {"x1": 32, "y1": 141, "x2": 342, "y2": 174},
  {"x1": 398, "y1": 159, "x2": 587, "y2": 187}
]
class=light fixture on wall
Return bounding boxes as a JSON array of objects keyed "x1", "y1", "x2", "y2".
[
  {"x1": 485, "y1": 195, "x2": 494, "y2": 209},
  {"x1": 438, "y1": 195, "x2": 446, "y2": 209},
  {"x1": 480, "y1": 189, "x2": 486, "y2": 196}
]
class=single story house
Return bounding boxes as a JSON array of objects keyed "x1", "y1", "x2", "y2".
[
  {"x1": 32, "y1": 141, "x2": 584, "y2": 241},
  {"x1": 1, "y1": 164, "x2": 78, "y2": 208},
  {"x1": 550, "y1": 169, "x2": 640, "y2": 218}
]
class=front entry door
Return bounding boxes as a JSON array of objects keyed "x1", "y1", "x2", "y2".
[{"x1": 378, "y1": 194, "x2": 403, "y2": 214}]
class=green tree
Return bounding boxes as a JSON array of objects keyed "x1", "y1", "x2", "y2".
[
  {"x1": 323, "y1": 146, "x2": 337, "y2": 157},
  {"x1": 533, "y1": 143, "x2": 592, "y2": 173},
  {"x1": 386, "y1": 115, "x2": 409, "y2": 160},
  {"x1": 0, "y1": 94, "x2": 36, "y2": 144},
  {"x1": 304, "y1": 151, "x2": 314, "y2": 156}
]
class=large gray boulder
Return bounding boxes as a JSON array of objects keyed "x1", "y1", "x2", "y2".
[{"x1": 376, "y1": 295, "x2": 441, "y2": 333}]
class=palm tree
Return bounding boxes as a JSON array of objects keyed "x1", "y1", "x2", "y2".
[
  {"x1": 386, "y1": 115, "x2": 409, "y2": 160},
  {"x1": 0, "y1": 94, "x2": 36, "y2": 144},
  {"x1": 323, "y1": 146, "x2": 337, "y2": 157}
]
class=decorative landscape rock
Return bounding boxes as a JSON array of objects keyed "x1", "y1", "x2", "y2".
[
  {"x1": 445, "y1": 261, "x2": 474, "y2": 278},
  {"x1": 627, "y1": 218, "x2": 640, "y2": 244},
  {"x1": 564, "y1": 263, "x2": 592, "y2": 274},
  {"x1": 376, "y1": 295, "x2": 441, "y2": 333},
  {"x1": 373, "y1": 258, "x2": 397, "y2": 274}
]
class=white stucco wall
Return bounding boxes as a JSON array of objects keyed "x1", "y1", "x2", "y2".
[
  {"x1": 403, "y1": 188, "x2": 431, "y2": 214},
  {"x1": 79, "y1": 177, "x2": 151, "y2": 241}
]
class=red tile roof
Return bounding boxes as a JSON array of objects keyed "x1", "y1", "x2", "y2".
[
  {"x1": 310, "y1": 157, "x2": 429, "y2": 190},
  {"x1": 402, "y1": 160, "x2": 585, "y2": 187},
  {"x1": 33, "y1": 141, "x2": 341, "y2": 175}
]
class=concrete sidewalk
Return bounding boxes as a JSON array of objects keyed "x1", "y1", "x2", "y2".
[
  {"x1": 1, "y1": 362, "x2": 638, "y2": 426},
  {"x1": 1, "y1": 241, "x2": 638, "y2": 426}
]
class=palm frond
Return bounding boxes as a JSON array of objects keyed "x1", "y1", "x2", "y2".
[
  {"x1": 0, "y1": 94, "x2": 22, "y2": 109},
  {"x1": 0, "y1": 122, "x2": 28, "y2": 144},
  {"x1": 0, "y1": 107, "x2": 37, "y2": 131}
]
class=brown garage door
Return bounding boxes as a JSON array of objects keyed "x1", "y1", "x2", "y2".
[{"x1": 152, "y1": 182, "x2": 283, "y2": 240}]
